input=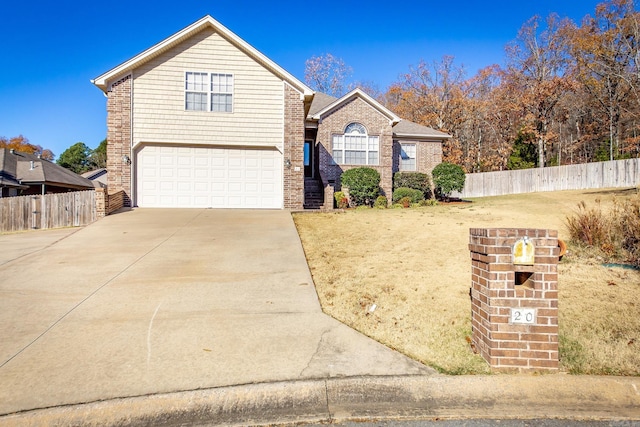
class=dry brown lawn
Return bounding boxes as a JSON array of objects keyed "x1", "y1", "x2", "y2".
[{"x1": 293, "y1": 188, "x2": 640, "y2": 375}]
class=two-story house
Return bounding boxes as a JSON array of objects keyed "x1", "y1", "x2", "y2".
[{"x1": 92, "y1": 15, "x2": 450, "y2": 209}]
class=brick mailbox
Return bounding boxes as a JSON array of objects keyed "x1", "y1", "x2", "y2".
[{"x1": 469, "y1": 228, "x2": 559, "y2": 372}]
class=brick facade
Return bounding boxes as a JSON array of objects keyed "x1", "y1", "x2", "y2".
[
  {"x1": 106, "y1": 75, "x2": 132, "y2": 207},
  {"x1": 393, "y1": 139, "x2": 443, "y2": 177},
  {"x1": 316, "y1": 97, "x2": 394, "y2": 199},
  {"x1": 417, "y1": 140, "x2": 443, "y2": 175},
  {"x1": 469, "y1": 228, "x2": 559, "y2": 372},
  {"x1": 283, "y1": 83, "x2": 305, "y2": 209}
]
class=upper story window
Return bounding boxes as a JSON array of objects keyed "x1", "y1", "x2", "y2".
[
  {"x1": 400, "y1": 143, "x2": 416, "y2": 171},
  {"x1": 185, "y1": 72, "x2": 233, "y2": 112},
  {"x1": 332, "y1": 123, "x2": 379, "y2": 165}
]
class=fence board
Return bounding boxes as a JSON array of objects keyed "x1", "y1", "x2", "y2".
[
  {"x1": 456, "y1": 158, "x2": 640, "y2": 198},
  {"x1": 0, "y1": 190, "x2": 97, "y2": 233}
]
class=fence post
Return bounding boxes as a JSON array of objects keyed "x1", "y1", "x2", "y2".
[{"x1": 31, "y1": 196, "x2": 42, "y2": 229}]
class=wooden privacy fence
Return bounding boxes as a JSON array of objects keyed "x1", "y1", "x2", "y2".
[
  {"x1": 456, "y1": 158, "x2": 640, "y2": 198},
  {"x1": 0, "y1": 190, "x2": 97, "y2": 233}
]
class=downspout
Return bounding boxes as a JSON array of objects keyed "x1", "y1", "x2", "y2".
[{"x1": 129, "y1": 71, "x2": 134, "y2": 207}]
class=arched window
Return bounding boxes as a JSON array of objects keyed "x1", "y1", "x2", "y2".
[
  {"x1": 345, "y1": 123, "x2": 366, "y2": 134},
  {"x1": 331, "y1": 122, "x2": 379, "y2": 165}
]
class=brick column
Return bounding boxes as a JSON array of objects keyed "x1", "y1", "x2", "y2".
[
  {"x1": 469, "y1": 228, "x2": 559, "y2": 372},
  {"x1": 283, "y1": 83, "x2": 305, "y2": 209},
  {"x1": 95, "y1": 188, "x2": 107, "y2": 218},
  {"x1": 106, "y1": 74, "x2": 132, "y2": 207}
]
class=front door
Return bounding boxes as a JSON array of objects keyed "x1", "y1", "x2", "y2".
[{"x1": 304, "y1": 140, "x2": 313, "y2": 178}]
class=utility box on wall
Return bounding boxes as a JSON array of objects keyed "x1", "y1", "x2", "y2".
[{"x1": 469, "y1": 228, "x2": 559, "y2": 372}]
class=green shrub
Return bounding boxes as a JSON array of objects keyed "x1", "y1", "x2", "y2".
[
  {"x1": 374, "y1": 195, "x2": 388, "y2": 209},
  {"x1": 334, "y1": 191, "x2": 348, "y2": 209},
  {"x1": 340, "y1": 167, "x2": 381, "y2": 207},
  {"x1": 432, "y1": 162, "x2": 465, "y2": 200},
  {"x1": 392, "y1": 187, "x2": 424, "y2": 204},
  {"x1": 394, "y1": 172, "x2": 432, "y2": 198}
]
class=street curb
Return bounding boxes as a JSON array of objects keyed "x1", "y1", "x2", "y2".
[{"x1": 1, "y1": 375, "x2": 639, "y2": 426}]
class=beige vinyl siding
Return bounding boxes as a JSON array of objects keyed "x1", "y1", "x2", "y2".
[{"x1": 132, "y1": 28, "x2": 284, "y2": 147}]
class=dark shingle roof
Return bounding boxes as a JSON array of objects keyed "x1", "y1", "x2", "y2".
[
  {"x1": 393, "y1": 120, "x2": 451, "y2": 139},
  {"x1": 0, "y1": 149, "x2": 94, "y2": 190},
  {"x1": 0, "y1": 149, "x2": 28, "y2": 189},
  {"x1": 308, "y1": 92, "x2": 338, "y2": 116}
]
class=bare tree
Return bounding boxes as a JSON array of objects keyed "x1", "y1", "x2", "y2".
[{"x1": 304, "y1": 53, "x2": 353, "y2": 97}]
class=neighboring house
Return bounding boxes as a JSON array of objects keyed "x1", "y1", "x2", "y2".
[
  {"x1": 92, "y1": 15, "x2": 450, "y2": 210},
  {"x1": 0, "y1": 149, "x2": 94, "y2": 197},
  {"x1": 81, "y1": 168, "x2": 108, "y2": 188}
]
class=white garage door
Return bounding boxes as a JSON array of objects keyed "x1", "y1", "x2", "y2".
[{"x1": 136, "y1": 145, "x2": 283, "y2": 208}]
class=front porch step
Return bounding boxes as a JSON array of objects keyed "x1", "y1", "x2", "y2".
[{"x1": 304, "y1": 178, "x2": 325, "y2": 210}]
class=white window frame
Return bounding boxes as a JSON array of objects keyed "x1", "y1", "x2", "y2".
[
  {"x1": 400, "y1": 143, "x2": 417, "y2": 171},
  {"x1": 185, "y1": 72, "x2": 233, "y2": 113},
  {"x1": 331, "y1": 123, "x2": 379, "y2": 166},
  {"x1": 185, "y1": 72, "x2": 208, "y2": 111}
]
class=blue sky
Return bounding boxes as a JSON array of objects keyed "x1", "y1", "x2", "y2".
[{"x1": 0, "y1": 0, "x2": 606, "y2": 159}]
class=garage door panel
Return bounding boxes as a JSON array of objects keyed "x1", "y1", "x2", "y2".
[
  {"x1": 160, "y1": 155, "x2": 174, "y2": 165},
  {"x1": 211, "y1": 182, "x2": 225, "y2": 192},
  {"x1": 160, "y1": 181, "x2": 174, "y2": 191},
  {"x1": 177, "y1": 168, "x2": 192, "y2": 178},
  {"x1": 194, "y1": 182, "x2": 208, "y2": 191},
  {"x1": 211, "y1": 196, "x2": 225, "y2": 207},
  {"x1": 195, "y1": 157, "x2": 209, "y2": 167},
  {"x1": 194, "y1": 168, "x2": 209, "y2": 178},
  {"x1": 136, "y1": 145, "x2": 282, "y2": 208},
  {"x1": 177, "y1": 195, "x2": 192, "y2": 205},
  {"x1": 228, "y1": 182, "x2": 242, "y2": 192},
  {"x1": 261, "y1": 182, "x2": 276, "y2": 192},
  {"x1": 262, "y1": 170, "x2": 275, "y2": 179},
  {"x1": 177, "y1": 182, "x2": 191, "y2": 191}
]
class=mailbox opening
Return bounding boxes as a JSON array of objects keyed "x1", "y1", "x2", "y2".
[{"x1": 515, "y1": 271, "x2": 534, "y2": 289}]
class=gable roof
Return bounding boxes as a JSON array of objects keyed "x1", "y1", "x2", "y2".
[
  {"x1": 309, "y1": 88, "x2": 401, "y2": 124},
  {"x1": 392, "y1": 120, "x2": 452, "y2": 139},
  {"x1": 0, "y1": 149, "x2": 94, "y2": 190},
  {"x1": 91, "y1": 15, "x2": 313, "y2": 99},
  {"x1": 307, "y1": 90, "x2": 451, "y2": 140}
]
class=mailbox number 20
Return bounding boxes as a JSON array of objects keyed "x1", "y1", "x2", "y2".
[{"x1": 510, "y1": 308, "x2": 536, "y2": 324}]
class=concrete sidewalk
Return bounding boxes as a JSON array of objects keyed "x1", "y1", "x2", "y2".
[{"x1": 0, "y1": 209, "x2": 431, "y2": 417}]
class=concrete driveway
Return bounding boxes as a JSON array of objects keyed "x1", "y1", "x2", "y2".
[{"x1": 0, "y1": 209, "x2": 432, "y2": 415}]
